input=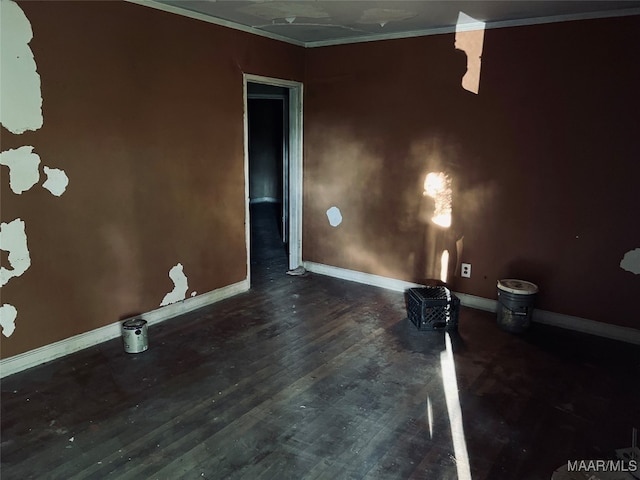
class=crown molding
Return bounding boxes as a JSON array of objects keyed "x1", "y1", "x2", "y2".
[
  {"x1": 126, "y1": 0, "x2": 306, "y2": 47},
  {"x1": 127, "y1": 1, "x2": 640, "y2": 49},
  {"x1": 305, "y1": 8, "x2": 640, "y2": 47}
]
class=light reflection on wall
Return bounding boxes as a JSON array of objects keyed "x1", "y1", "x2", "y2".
[
  {"x1": 455, "y1": 12, "x2": 486, "y2": 95},
  {"x1": 440, "y1": 249, "x2": 449, "y2": 283},
  {"x1": 423, "y1": 172, "x2": 452, "y2": 228}
]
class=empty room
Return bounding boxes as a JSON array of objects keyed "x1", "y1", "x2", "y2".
[{"x1": 1, "y1": 1, "x2": 639, "y2": 479}]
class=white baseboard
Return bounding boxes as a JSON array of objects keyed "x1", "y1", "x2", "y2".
[
  {"x1": 3, "y1": 262, "x2": 638, "y2": 379},
  {"x1": 139, "y1": 279, "x2": 249, "y2": 327},
  {"x1": 453, "y1": 292, "x2": 499, "y2": 313},
  {"x1": 303, "y1": 261, "x2": 423, "y2": 292},
  {"x1": 531, "y1": 309, "x2": 640, "y2": 345},
  {"x1": 0, "y1": 279, "x2": 250, "y2": 379},
  {"x1": 303, "y1": 261, "x2": 640, "y2": 346}
]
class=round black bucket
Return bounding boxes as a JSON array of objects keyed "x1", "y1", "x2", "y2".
[{"x1": 497, "y1": 279, "x2": 538, "y2": 333}]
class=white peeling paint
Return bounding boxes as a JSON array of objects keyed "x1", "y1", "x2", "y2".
[
  {"x1": 190, "y1": 291, "x2": 197, "y2": 297},
  {"x1": 160, "y1": 263, "x2": 189, "y2": 306},
  {"x1": 0, "y1": 304, "x2": 18, "y2": 337},
  {"x1": 0, "y1": 146, "x2": 41, "y2": 194},
  {"x1": 620, "y1": 248, "x2": 640, "y2": 275},
  {"x1": 42, "y1": 166, "x2": 69, "y2": 196},
  {"x1": 326, "y1": 206, "x2": 343, "y2": 227},
  {"x1": 0, "y1": 218, "x2": 31, "y2": 287},
  {"x1": 0, "y1": 0, "x2": 43, "y2": 134}
]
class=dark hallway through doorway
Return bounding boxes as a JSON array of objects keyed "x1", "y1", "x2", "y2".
[{"x1": 247, "y1": 83, "x2": 290, "y2": 283}]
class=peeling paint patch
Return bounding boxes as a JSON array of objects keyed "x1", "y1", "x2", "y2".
[
  {"x1": 620, "y1": 248, "x2": 640, "y2": 274},
  {"x1": 190, "y1": 291, "x2": 197, "y2": 297},
  {"x1": 0, "y1": 146, "x2": 41, "y2": 194},
  {"x1": 326, "y1": 206, "x2": 343, "y2": 227},
  {"x1": 42, "y1": 166, "x2": 69, "y2": 196},
  {"x1": 0, "y1": 304, "x2": 18, "y2": 337},
  {"x1": 0, "y1": 0, "x2": 43, "y2": 134},
  {"x1": 160, "y1": 263, "x2": 189, "y2": 306},
  {"x1": 0, "y1": 218, "x2": 31, "y2": 287}
]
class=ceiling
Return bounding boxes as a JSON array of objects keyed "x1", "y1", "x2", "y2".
[{"x1": 146, "y1": 0, "x2": 640, "y2": 47}]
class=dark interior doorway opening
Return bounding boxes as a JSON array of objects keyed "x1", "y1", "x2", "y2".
[{"x1": 247, "y1": 83, "x2": 290, "y2": 283}]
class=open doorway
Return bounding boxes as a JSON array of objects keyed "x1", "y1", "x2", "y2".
[
  {"x1": 243, "y1": 75, "x2": 303, "y2": 286},
  {"x1": 247, "y1": 86, "x2": 288, "y2": 278},
  {"x1": 248, "y1": 85, "x2": 288, "y2": 241}
]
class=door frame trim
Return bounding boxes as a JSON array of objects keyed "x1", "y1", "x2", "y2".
[{"x1": 243, "y1": 74, "x2": 303, "y2": 281}]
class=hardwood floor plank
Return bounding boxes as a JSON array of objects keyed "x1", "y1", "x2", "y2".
[{"x1": 142, "y1": 328, "x2": 389, "y2": 479}]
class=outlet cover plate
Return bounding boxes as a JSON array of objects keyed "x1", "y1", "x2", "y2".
[{"x1": 461, "y1": 263, "x2": 471, "y2": 278}]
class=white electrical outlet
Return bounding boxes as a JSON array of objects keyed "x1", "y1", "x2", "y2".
[{"x1": 461, "y1": 263, "x2": 471, "y2": 278}]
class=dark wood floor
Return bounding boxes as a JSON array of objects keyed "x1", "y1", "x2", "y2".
[{"x1": 2, "y1": 203, "x2": 639, "y2": 480}]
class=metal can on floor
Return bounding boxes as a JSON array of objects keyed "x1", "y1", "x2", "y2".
[
  {"x1": 496, "y1": 279, "x2": 538, "y2": 333},
  {"x1": 122, "y1": 318, "x2": 148, "y2": 353}
]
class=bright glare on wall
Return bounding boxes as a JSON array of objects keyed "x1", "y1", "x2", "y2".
[
  {"x1": 440, "y1": 249, "x2": 449, "y2": 283},
  {"x1": 455, "y1": 12, "x2": 485, "y2": 95},
  {"x1": 424, "y1": 172, "x2": 452, "y2": 228}
]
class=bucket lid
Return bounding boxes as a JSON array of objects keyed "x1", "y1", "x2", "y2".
[
  {"x1": 497, "y1": 279, "x2": 538, "y2": 294},
  {"x1": 123, "y1": 318, "x2": 147, "y2": 329}
]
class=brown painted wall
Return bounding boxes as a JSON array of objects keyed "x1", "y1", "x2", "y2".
[
  {"x1": 303, "y1": 16, "x2": 640, "y2": 327},
  {"x1": 1, "y1": 1, "x2": 303, "y2": 358}
]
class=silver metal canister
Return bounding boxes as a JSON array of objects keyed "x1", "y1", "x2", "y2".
[{"x1": 122, "y1": 318, "x2": 148, "y2": 353}]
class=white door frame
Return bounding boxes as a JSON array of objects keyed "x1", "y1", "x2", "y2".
[{"x1": 243, "y1": 74, "x2": 303, "y2": 281}]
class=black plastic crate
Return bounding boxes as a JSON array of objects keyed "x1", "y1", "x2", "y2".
[{"x1": 406, "y1": 287, "x2": 460, "y2": 331}]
